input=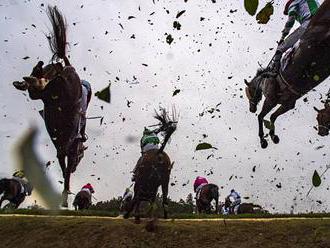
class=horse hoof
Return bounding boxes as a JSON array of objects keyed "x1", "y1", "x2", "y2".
[
  {"x1": 271, "y1": 135, "x2": 280, "y2": 144},
  {"x1": 260, "y1": 139, "x2": 268, "y2": 149},
  {"x1": 123, "y1": 213, "x2": 129, "y2": 219},
  {"x1": 134, "y1": 219, "x2": 141, "y2": 224}
]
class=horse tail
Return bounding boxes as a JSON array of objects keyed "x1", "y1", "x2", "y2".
[
  {"x1": 46, "y1": 5, "x2": 70, "y2": 66},
  {"x1": 154, "y1": 108, "x2": 177, "y2": 154},
  {"x1": 0, "y1": 179, "x2": 9, "y2": 195},
  {"x1": 210, "y1": 184, "x2": 219, "y2": 213}
]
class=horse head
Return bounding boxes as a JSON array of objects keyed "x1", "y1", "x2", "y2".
[
  {"x1": 13, "y1": 5, "x2": 69, "y2": 93},
  {"x1": 244, "y1": 69, "x2": 264, "y2": 113},
  {"x1": 314, "y1": 105, "x2": 330, "y2": 136}
]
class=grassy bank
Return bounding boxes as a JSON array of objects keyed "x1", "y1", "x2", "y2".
[
  {"x1": 2, "y1": 208, "x2": 330, "y2": 219},
  {"x1": 0, "y1": 216, "x2": 330, "y2": 248}
]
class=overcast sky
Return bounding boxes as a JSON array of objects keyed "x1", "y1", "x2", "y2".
[{"x1": 0, "y1": 0, "x2": 329, "y2": 213}]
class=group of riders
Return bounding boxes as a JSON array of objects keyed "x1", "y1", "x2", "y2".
[{"x1": 3, "y1": 0, "x2": 324, "y2": 210}]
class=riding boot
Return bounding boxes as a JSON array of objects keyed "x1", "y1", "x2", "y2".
[{"x1": 271, "y1": 51, "x2": 283, "y2": 75}]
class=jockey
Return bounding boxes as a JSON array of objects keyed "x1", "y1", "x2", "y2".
[
  {"x1": 140, "y1": 127, "x2": 160, "y2": 153},
  {"x1": 193, "y1": 176, "x2": 208, "y2": 200},
  {"x1": 271, "y1": 0, "x2": 320, "y2": 74},
  {"x1": 226, "y1": 189, "x2": 241, "y2": 214},
  {"x1": 80, "y1": 80, "x2": 92, "y2": 142},
  {"x1": 131, "y1": 127, "x2": 161, "y2": 181},
  {"x1": 81, "y1": 183, "x2": 95, "y2": 194},
  {"x1": 12, "y1": 170, "x2": 33, "y2": 196}
]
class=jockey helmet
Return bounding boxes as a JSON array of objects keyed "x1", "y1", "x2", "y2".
[
  {"x1": 231, "y1": 189, "x2": 235, "y2": 193},
  {"x1": 13, "y1": 170, "x2": 24, "y2": 178}
]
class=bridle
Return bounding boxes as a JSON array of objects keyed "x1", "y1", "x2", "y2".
[{"x1": 246, "y1": 77, "x2": 263, "y2": 106}]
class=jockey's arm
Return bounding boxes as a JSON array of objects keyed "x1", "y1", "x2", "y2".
[{"x1": 281, "y1": 14, "x2": 295, "y2": 42}]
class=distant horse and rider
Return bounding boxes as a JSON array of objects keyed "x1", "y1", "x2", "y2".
[
  {"x1": 73, "y1": 183, "x2": 95, "y2": 210},
  {"x1": 12, "y1": 6, "x2": 91, "y2": 207},
  {"x1": 123, "y1": 108, "x2": 177, "y2": 223},
  {"x1": 0, "y1": 170, "x2": 33, "y2": 209},
  {"x1": 193, "y1": 176, "x2": 219, "y2": 214},
  {"x1": 221, "y1": 189, "x2": 265, "y2": 215},
  {"x1": 245, "y1": 0, "x2": 330, "y2": 148}
]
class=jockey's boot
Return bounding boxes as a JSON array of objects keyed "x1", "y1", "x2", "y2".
[{"x1": 271, "y1": 51, "x2": 283, "y2": 76}]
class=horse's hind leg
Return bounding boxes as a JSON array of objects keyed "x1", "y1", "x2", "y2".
[
  {"x1": 161, "y1": 179, "x2": 169, "y2": 219},
  {"x1": 269, "y1": 103, "x2": 296, "y2": 144}
]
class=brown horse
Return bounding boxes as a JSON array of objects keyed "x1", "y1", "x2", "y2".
[
  {"x1": 124, "y1": 108, "x2": 177, "y2": 222},
  {"x1": 73, "y1": 190, "x2": 92, "y2": 210},
  {"x1": 12, "y1": 6, "x2": 86, "y2": 207},
  {"x1": 224, "y1": 197, "x2": 263, "y2": 214},
  {"x1": 245, "y1": 0, "x2": 330, "y2": 148},
  {"x1": 0, "y1": 179, "x2": 32, "y2": 209},
  {"x1": 196, "y1": 184, "x2": 219, "y2": 214}
]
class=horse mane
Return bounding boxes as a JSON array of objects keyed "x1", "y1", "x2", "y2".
[{"x1": 46, "y1": 5, "x2": 70, "y2": 66}]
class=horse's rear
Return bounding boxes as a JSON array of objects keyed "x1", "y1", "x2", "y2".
[
  {"x1": 197, "y1": 184, "x2": 219, "y2": 214},
  {"x1": 73, "y1": 190, "x2": 91, "y2": 210},
  {"x1": 125, "y1": 149, "x2": 172, "y2": 221},
  {"x1": 281, "y1": 0, "x2": 330, "y2": 94},
  {"x1": 0, "y1": 179, "x2": 24, "y2": 209}
]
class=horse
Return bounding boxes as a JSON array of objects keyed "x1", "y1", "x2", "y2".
[
  {"x1": 314, "y1": 91, "x2": 330, "y2": 136},
  {"x1": 245, "y1": 0, "x2": 330, "y2": 148},
  {"x1": 123, "y1": 108, "x2": 177, "y2": 223},
  {"x1": 196, "y1": 183, "x2": 219, "y2": 214},
  {"x1": 0, "y1": 178, "x2": 32, "y2": 209},
  {"x1": 12, "y1": 6, "x2": 87, "y2": 207},
  {"x1": 73, "y1": 190, "x2": 92, "y2": 210},
  {"x1": 224, "y1": 197, "x2": 263, "y2": 214}
]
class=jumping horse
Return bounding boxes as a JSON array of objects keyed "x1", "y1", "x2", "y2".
[
  {"x1": 124, "y1": 108, "x2": 177, "y2": 223},
  {"x1": 245, "y1": 0, "x2": 330, "y2": 148},
  {"x1": 13, "y1": 6, "x2": 86, "y2": 207}
]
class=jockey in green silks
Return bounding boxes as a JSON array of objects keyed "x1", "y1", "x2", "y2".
[
  {"x1": 131, "y1": 127, "x2": 161, "y2": 181},
  {"x1": 271, "y1": 0, "x2": 320, "y2": 74}
]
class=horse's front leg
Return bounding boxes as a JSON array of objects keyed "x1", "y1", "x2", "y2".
[
  {"x1": 161, "y1": 179, "x2": 169, "y2": 219},
  {"x1": 0, "y1": 196, "x2": 4, "y2": 208},
  {"x1": 258, "y1": 98, "x2": 277, "y2": 149},
  {"x1": 134, "y1": 200, "x2": 141, "y2": 224},
  {"x1": 57, "y1": 155, "x2": 66, "y2": 179},
  {"x1": 269, "y1": 102, "x2": 296, "y2": 144}
]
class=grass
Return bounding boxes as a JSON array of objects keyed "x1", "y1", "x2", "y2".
[
  {"x1": 0, "y1": 215, "x2": 330, "y2": 248},
  {"x1": 2, "y1": 208, "x2": 330, "y2": 219}
]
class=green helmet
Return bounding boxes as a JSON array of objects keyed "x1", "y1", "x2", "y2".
[{"x1": 13, "y1": 170, "x2": 24, "y2": 178}]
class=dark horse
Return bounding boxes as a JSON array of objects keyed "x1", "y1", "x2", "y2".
[
  {"x1": 224, "y1": 197, "x2": 263, "y2": 214},
  {"x1": 73, "y1": 190, "x2": 92, "y2": 210},
  {"x1": 245, "y1": 0, "x2": 330, "y2": 148},
  {"x1": 124, "y1": 108, "x2": 177, "y2": 223},
  {"x1": 196, "y1": 184, "x2": 219, "y2": 214},
  {"x1": 13, "y1": 6, "x2": 86, "y2": 207},
  {"x1": 0, "y1": 179, "x2": 32, "y2": 209}
]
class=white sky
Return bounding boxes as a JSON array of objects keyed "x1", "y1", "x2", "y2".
[{"x1": 0, "y1": 0, "x2": 329, "y2": 213}]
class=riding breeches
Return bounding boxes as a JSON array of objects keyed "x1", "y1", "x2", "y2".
[{"x1": 277, "y1": 20, "x2": 310, "y2": 54}]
